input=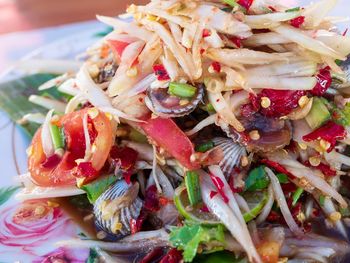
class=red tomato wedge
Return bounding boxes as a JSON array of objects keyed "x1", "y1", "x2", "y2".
[
  {"x1": 28, "y1": 108, "x2": 114, "y2": 187},
  {"x1": 107, "y1": 39, "x2": 131, "y2": 59},
  {"x1": 139, "y1": 117, "x2": 200, "y2": 170}
]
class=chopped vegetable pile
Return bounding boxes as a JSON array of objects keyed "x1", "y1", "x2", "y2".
[{"x1": 8, "y1": 0, "x2": 350, "y2": 262}]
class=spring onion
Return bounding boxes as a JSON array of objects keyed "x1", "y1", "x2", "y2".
[
  {"x1": 185, "y1": 171, "x2": 201, "y2": 206},
  {"x1": 195, "y1": 141, "x2": 215, "y2": 153},
  {"x1": 222, "y1": 0, "x2": 238, "y2": 8},
  {"x1": 319, "y1": 195, "x2": 326, "y2": 206},
  {"x1": 49, "y1": 124, "x2": 65, "y2": 150},
  {"x1": 286, "y1": 7, "x2": 300, "y2": 12},
  {"x1": 292, "y1": 187, "x2": 304, "y2": 206},
  {"x1": 168, "y1": 82, "x2": 197, "y2": 98}
]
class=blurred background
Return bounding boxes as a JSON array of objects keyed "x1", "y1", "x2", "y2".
[{"x1": 0, "y1": 0, "x2": 348, "y2": 72}]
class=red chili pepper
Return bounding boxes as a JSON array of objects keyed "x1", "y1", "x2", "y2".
[
  {"x1": 209, "y1": 174, "x2": 229, "y2": 203},
  {"x1": 75, "y1": 162, "x2": 98, "y2": 178},
  {"x1": 249, "y1": 89, "x2": 306, "y2": 117},
  {"x1": 290, "y1": 16, "x2": 305, "y2": 28},
  {"x1": 304, "y1": 160, "x2": 337, "y2": 177},
  {"x1": 267, "y1": 211, "x2": 281, "y2": 222},
  {"x1": 110, "y1": 146, "x2": 139, "y2": 184},
  {"x1": 302, "y1": 121, "x2": 346, "y2": 152},
  {"x1": 228, "y1": 36, "x2": 243, "y2": 48},
  {"x1": 310, "y1": 67, "x2": 332, "y2": 96},
  {"x1": 140, "y1": 247, "x2": 166, "y2": 263},
  {"x1": 281, "y1": 182, "x2": 297, "y2": 194},
  {"x1": 200, "y1": 204, "x2": 210, "y2": 212},
  {"x1": 261, "y1": 159, "x2": 296, "y2": 179},
  {"x1": 210, "y1": 191, "x2": 218, "y2": 199},
  {"x1": 159, "y1": 248, "x2": 183, "y2": 263},
  {"x1": 211, "y1": 62, "x2": 221, "y2": 72},
  {"x1": 202, "y1": 29, "x2": 211, "y2": 38},
  {"x1": 237, "y1": 0, "x2": 254, "y2": 10},
  {"x1": 268, "y1": 6, "x2": 277, "y2": 12},
  {"x1": 153, "y1": 64, "x2": 170, "y2": 81},
  {"x1": 229, "y1": 175, "x2": 243, "y2": 193},
  {"x1": 144, "y1": 185, "x2": 161, "y2": 212},
  {"x1": 343, "y1": 28, "x2": 348, "y2": 36},
  {"x1": 130, "y1": 209, "x2": 147, "y2": 235},
  {"x1": 41, "y1": 154, "x2": 62, "y2": 169}
]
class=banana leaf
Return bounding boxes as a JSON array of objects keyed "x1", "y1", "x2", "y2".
[{"x1": 0, "y1": 73, "x2": 57, "y2": 137}]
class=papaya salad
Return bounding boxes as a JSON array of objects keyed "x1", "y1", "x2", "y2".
[{"x1": 14, "y1": 0, "x2": 350, "y2": 262}]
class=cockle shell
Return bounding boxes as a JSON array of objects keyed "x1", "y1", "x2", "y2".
[
  {"x1": 94, "y1": 179, "x2": 143, "y2": 240},
  {"x1": 212, "y1": 137, "x2": 247, "y2": 178}
]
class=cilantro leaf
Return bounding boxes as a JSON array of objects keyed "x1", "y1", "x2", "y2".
[
  {"x1": 169, "y1": 223, "x2": 225, "y2": 262},
  {"x1": 245, "y1": 166, "x2": 270, "y2": 191}
]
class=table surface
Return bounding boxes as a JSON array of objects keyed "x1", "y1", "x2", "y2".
[{"x1": 0, "y1": 0, "x2": 147, "y2": 34}]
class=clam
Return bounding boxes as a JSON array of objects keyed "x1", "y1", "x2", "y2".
[
  {"x1": 331, "y1": 56, "x2": 350, "y2": 92},
  {"x1": 94, "y1": 179, "x2": 143, "y2": 240},
  {"x1": 147, "y1": 84, "x2": 204, "y2": 117},
  {"x1": 219, "y1": 113, "x2": 292, "y2": 153},
  {"x1": 212, "y1": 137, "x2": 247, "y2": 178}
]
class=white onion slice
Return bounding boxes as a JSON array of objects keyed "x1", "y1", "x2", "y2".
[
  {"x1": 199, "y1": 170, "x2": 262, "y2": 263},
  {"x1": 245, "y1": 11, "x2": 300, "y2": 29},
  {"x1": 28, "y1": 95, "x2": 66, "y2": 113},
  {"x1": 96, "y1": 15, "x2": 154, "y2": 41},
  {"x1": 58, "y1": 79, "x2": 80, "y2": 96},
  {"x1": 272, "y1": 25, "x2": 345, "y2": 60},
  {"x1": 38, "y1": 73, "x2": 71, "y2": 91},
  {"x1": 76, "y1": 64, "x2": 112, "y2": 108},
  {"x1": 65, "y1": 94, "x2": 87, "y2": 114},
  {"x1": 265, "y1": 167, "x2": 304, "y2": 237},
  {"x1": 186, "y1": 114, "x2": 217, "y2": 136},
  {"x1": 208, "y1": 91, "x2": 244, "y2": 132},
  {"x1": 245, "y1": 76, "x2": 316, "y2": 90},
  {"x1": 206, "y1": 48, "x2": 292, "y2": 66},
  {"x1": 56, "y1": 229, "x2": 169, "y2": 252},
  {"x1": 256, "y1": 184, "x2": 274, "y2": 224},
  {"x1": 82, "y1": 113, "x2": 92, "y2": 161},
  {"x1": 20, "y1": 113, "x2": 45, "y2": 124},
  {"x1": 41, "y1": 109, "x2": 55, "y2": 158}
]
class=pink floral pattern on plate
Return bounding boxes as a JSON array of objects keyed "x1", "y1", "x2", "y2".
[{"x1": 0, "y1": 200, "x2": 88, "y2": 262}]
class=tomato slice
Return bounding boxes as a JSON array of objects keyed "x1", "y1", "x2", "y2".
[
  {"x1": 28, "y1": 108, "x2": 114, "y2": 187},
  {"x1": 139, "y1": 117, "x2": 200, "y2": 170},
  {"x1": 107, "y1": 39, "x2": 131, "y2": 60}
]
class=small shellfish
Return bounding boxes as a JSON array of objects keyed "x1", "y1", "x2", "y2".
[
  {"x1": 147, "y1": 84, "x2": 204, "y2": 117},
  {"x1": 94, "y1": 179, "x2": 143, "y2": 240},
  {"x1": 212, "y1": 137, "x2": 247, "y2": 178}
]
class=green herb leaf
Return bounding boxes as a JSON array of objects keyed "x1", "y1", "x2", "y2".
[
  {"x1": 195, "y1": 141, "x2": 214, "y2": 153},
  {"x1": 245, "y1": 166, "x2": 270, "y2": 191},
  {"x1": 335, "y1": 59, "x2": 343, "y2": 66},
  {"x1": 185, "y1": 171, "x2": 202, "y2": 206},
  {"x1": 87, "y1": 248, "x2": 100, "y2": 263},
  {"x1": 94, "y1": 26, "x2": 114, "y2": 37},
  {"x1": 276, "y1": 173, "x2": 289, "y2": 184},
  {"x1": 0, "y1": 186, "x2": 21, "y2": 206},
  {"x1": 286, "y1": 7, "x2": 300, "y2": 12},
  {"x1": 81, "y1": 175, "x2": 117, "y2": 203},
  {"x1": 292, "y1": 187, "x2": 304, "y2": 206},
  {"x1": 0, "y1": 73, "x2": 57, "y2": 137},
  {"x1": 170, "y1": 222, "x2": 225, "y2": 262}
]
